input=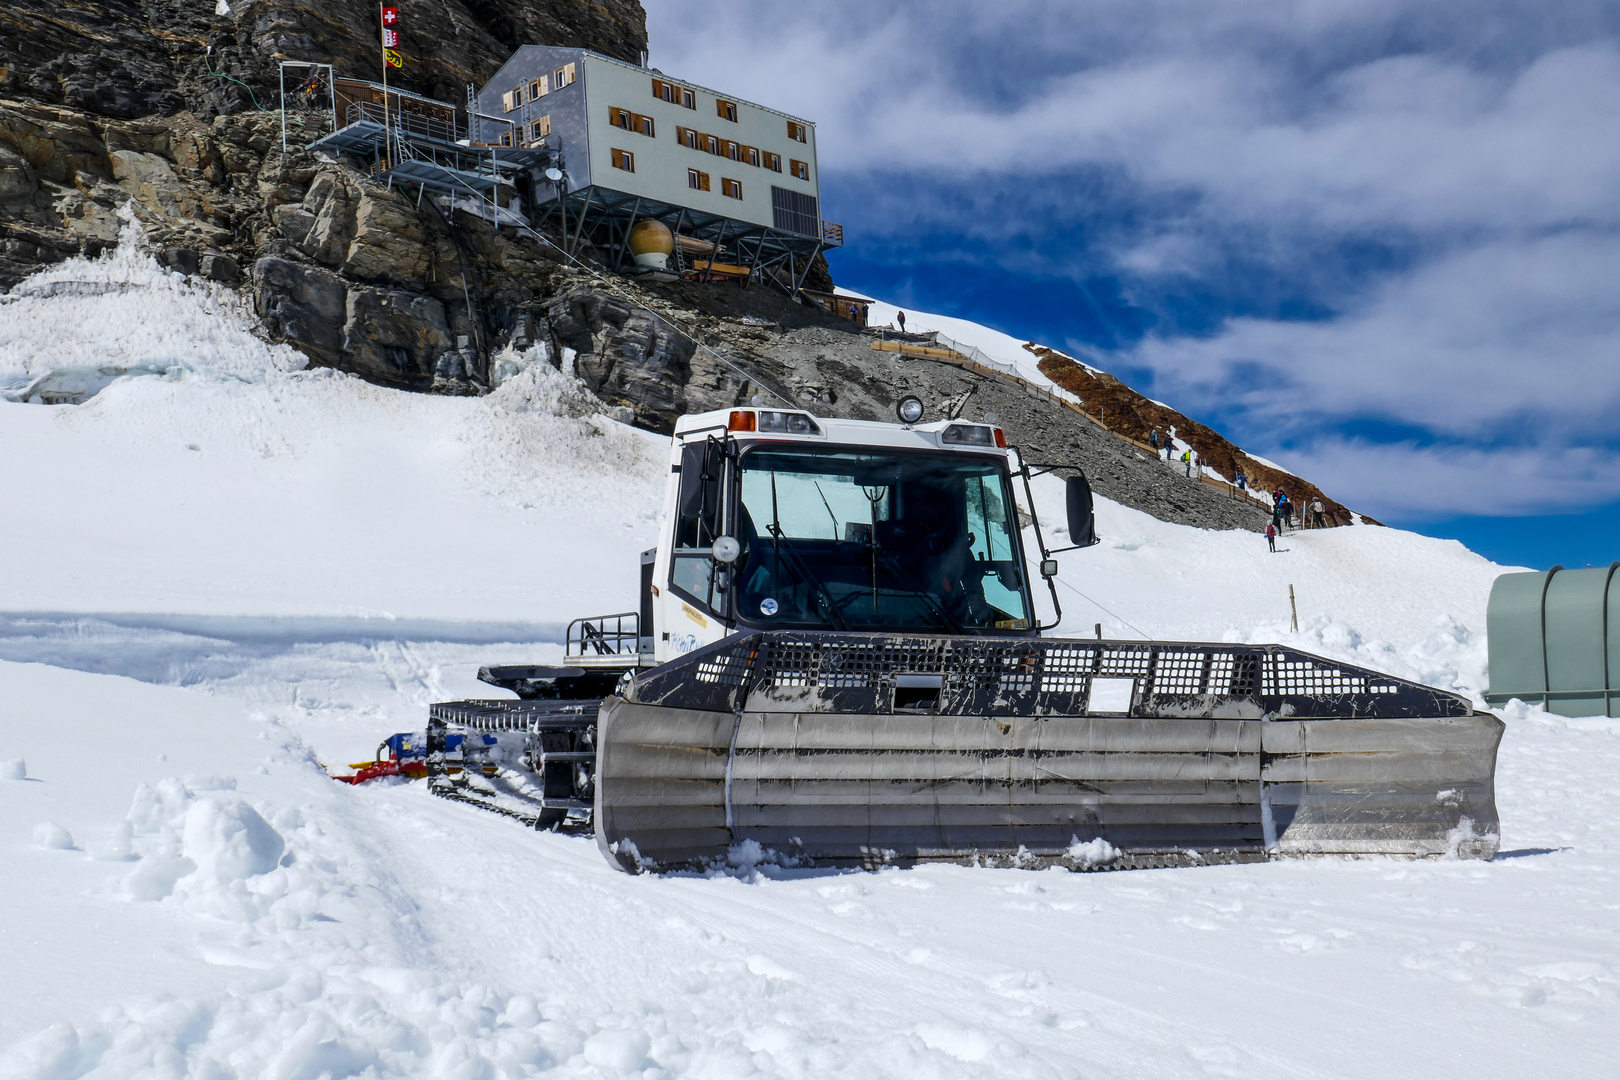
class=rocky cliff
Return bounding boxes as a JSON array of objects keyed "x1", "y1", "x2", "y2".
[
  {"x1": 0, "y1": 0, "x2": 658, "y2": 391},
  {"x1": 0, "y1": 0, "x2": 646, "y2": 284},
  {"x1": 0, "y1": 1, "x2": 646, "y2": 121}
]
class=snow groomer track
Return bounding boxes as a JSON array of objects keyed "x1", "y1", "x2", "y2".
[{"x1": 596, "y1": 633, "x2": 1503, "y2": 871}]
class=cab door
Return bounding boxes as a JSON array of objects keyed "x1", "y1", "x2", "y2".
[{"x1": 657, "y1": 437, "x2": 734, "y2": 662}]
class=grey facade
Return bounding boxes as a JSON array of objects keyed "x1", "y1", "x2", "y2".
[{"x1": 473, "y1": 46, "x2": 837, "y2": 276}]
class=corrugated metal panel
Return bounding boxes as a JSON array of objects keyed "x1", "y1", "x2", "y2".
[
  {"x1": 1487, "y1": 564, "x2": 1620, "y2": 716},
  {"x1": 595, "y1": 632, "x2": 1502, "y2": 871}
]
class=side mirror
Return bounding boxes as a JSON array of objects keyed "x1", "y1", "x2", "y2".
[
  {"x1": 1065, "y1": 474, "x2": 1098, "y2": 547},
  {"x1": 711, "y1": 535, "x2": 741, "y2": 564},
  {"x1": 1040, "y1": 559, "x2": 1059, "y2": 579}
]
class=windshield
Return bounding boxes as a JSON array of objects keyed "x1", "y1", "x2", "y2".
[{"x1": 732, "y1": 446, "x2": 1033, "y2": 632}]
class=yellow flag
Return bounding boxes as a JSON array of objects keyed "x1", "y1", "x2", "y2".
[{"x1": 383, "y1": 48, "x2": 403, "y2": 69}]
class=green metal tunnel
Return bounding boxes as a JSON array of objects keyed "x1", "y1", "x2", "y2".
[{"x1": 1486, "y1": 564, "x2": 1620, "y2": 717}]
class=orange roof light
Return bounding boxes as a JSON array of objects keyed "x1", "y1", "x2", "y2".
[
  {"x1": 994, "y1": 428, "x2": 1007, "y2": 449},
  {"x1": 727, "y1": 410, "x2": 756, "y2": 432}
]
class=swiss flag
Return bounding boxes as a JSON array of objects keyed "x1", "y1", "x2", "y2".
[{"x1": 381, "y1": 7, "x2": 399, "y2": 27}]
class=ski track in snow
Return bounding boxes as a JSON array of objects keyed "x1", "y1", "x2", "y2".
[{"x1": 3, "y1": 226, "x2": 1618, "y2": 1078}]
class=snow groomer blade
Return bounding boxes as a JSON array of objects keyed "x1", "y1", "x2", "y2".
[{"x1": 593, "y1": 632, "x2": 1502, "y2": 872}]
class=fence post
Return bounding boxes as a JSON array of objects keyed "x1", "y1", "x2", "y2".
[{"x1": 1289, "y1": 585, "x2": 1299, "y2": 633}]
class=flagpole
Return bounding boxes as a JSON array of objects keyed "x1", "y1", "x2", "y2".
[{"x1": 379, "y1": 2, "x2": 392, "y2": 170}]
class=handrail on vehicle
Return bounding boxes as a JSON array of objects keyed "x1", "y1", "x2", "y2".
[{"x1": 567, "y1": 612, "x2": 642, "y2": 658}]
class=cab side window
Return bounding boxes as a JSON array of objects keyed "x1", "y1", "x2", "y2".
[{"x1": 671, "y1": 441, "x2": 723, "y2": 612}]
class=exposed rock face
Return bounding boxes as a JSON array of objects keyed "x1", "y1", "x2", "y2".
[
  {"x1": 0, "y1": 1, "x2": 647, "y2": 120},
  {"x1": 0, "y1": 0, "x2": 646, "y2": 391},
  {"x1": 0, "y1": 0, "x2": 648, "y2": 290},
  {"x1": 549, "y1": 287, "x2": 699, "y2": 419}
]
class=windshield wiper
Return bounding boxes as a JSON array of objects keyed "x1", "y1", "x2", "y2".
[{"x1": 768, "y1": 472, "x2": 849, "y2": 631}]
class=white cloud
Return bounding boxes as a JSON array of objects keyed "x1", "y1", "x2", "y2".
[
  {"x1": 1272, "y1": 438, "x2": 1620, "y2": 520},
  {"x1": 1113, "y1": 229, "x2": 1620, "y2": 440}
]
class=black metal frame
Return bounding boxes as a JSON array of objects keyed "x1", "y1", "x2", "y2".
[
  {"x1": 307, "y1": 105, "x2": 553, "y2": 199},
  {"x1": 530, "y1": 184, "x2": 837, "y2": 294},
  {"x1": 629, "y1": 630, "x2": 1475, "y2": 722},
  {"x1": 567, "y1": 612, "x2": 642, "y2": 658}
]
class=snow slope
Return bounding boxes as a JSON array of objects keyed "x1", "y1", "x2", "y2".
[
  {"x1": 863, "y1": 297, "x2": 1063, "y2": 391},
  {"x1": 3, "y1": 234, "x2": 1618, "y2": 1078}
]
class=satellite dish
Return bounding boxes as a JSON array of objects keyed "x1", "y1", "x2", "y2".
[{"x1": 544, "y1": 167, "x2": 564, "y2": 182}]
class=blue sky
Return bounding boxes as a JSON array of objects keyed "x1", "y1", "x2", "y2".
[{"x1": 646, "y1": 1, "x2": 1620, "y2": 571}]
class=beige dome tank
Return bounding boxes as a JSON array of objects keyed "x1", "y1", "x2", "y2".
[{"x1": 628, "y1": 219, "x2": 674, "y2": 269}]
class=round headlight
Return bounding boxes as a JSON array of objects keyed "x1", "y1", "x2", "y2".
[
  {"x1": 711, "y1": 536, "x2": 741, "y2": 564},
  {"x1": 897, "y1": 395, "x2": 924, "y2": 424}
]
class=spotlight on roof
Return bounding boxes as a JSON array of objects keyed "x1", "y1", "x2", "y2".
[{"x1": 897, "y1": 395, "x2": 924, "y2": 424}]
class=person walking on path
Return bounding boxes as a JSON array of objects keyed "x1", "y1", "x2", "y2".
[
  {"x1": 1150, "y1": 429, "x2": 1160, "y2": 454},
  {"x1": 897, "y1": 310, "x2": 907, "y2": 333},
  {"x1": 1266, "y1": 521, "x2": 1277, "y2": 552},
  {"x1": 1235, "y1": 470, "x2": 1247, "y2": 491},
  {"x1": 1182, "y1": 448, "x2": 1193, "y2": 477},
  {"x1": 1311, "y1": 498, "x2": 1325, "y2": 528}
]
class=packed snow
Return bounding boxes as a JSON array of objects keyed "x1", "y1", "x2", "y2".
[{"x1": 3, "y1": 231, "x2": 1618, "y2": 1078}]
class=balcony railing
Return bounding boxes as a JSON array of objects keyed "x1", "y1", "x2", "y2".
[
  {"x1": 822, "y1": 220, "x2": 844, "y2": 247},
  {"x1": 345, "y1": 100, "x2": 462, "y2": 145}
]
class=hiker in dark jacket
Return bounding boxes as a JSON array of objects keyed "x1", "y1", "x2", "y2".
[
  {"x1": 1266, "y1": 521, "x2": 1277, "y2": 552},
  {"x1": 1150, "y1": 429, "x2": 1160, "y2": 452}
]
